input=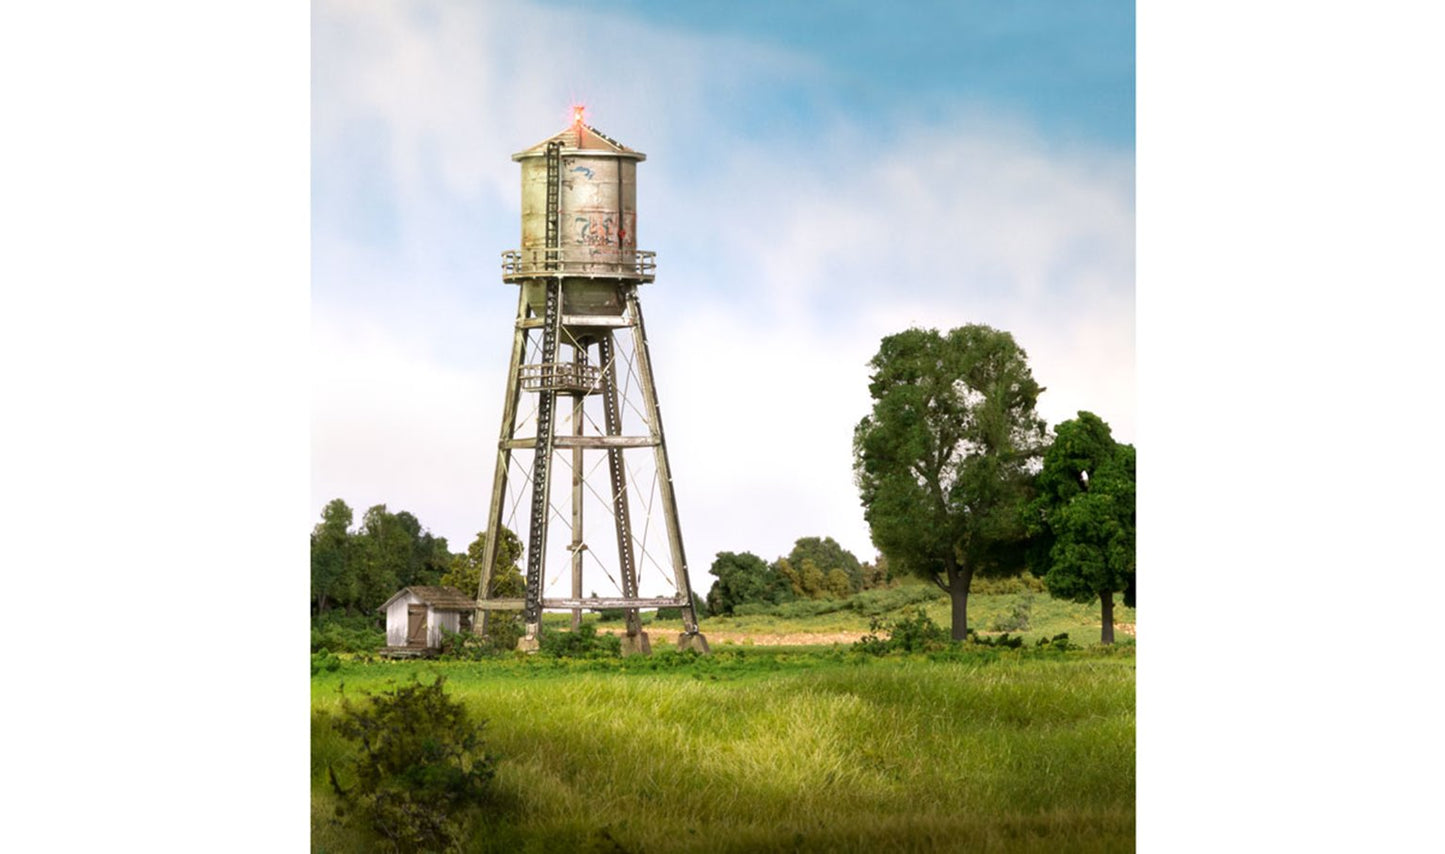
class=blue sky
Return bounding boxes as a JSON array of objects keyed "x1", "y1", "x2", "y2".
[{"x1": 311, "y1": 0, "x2": 1136, "y2": 571}]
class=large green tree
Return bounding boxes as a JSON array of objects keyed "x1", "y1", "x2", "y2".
[
  {"x1": 390, "y1": 510, "x2": 451, "y2": 589},
  {"x1": 441, "y1": 527, "x2": 524, "y2": 600},
  {"x1": 354, "y1": 505, "x2": 454, "y2": 611},
  {"x1": 706, "y1": 551, "x2": 793, "y2": 616},
  {"x1": 784, "y1": 536, "x2": 864, "y2": 593},
  {"x1": 853, "y1": 325, "x2": 1047, "y2": 640},
  {"x1": 311, "y1": 498, "x2": 356, "y2": 614},
  {"x1": 1026, "y1": 411, "x2": 1136, "y2": 644}
]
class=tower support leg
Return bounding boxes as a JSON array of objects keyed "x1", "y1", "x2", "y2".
[
  {"x1": 518, "y1": 279, "x2": 563, "y2": 651},
  {"x1": 569, "y1": 344, "x2": 587, "y2": 631},
  {"x1": 624, "y1": 289, "x2": 707, "y2": 652},
  {"x1": 598, "y1": 332, "x2": 649, "y2": 655},
  {"x1": 476, "y1": 288, "x2": 531, "y2": 637}
]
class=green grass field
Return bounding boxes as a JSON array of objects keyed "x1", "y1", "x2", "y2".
[
  {"x1": 616, "y1": 585, "x2": 1135, "y2": 647},
  {"x1": 312, "y1": 624, "x2": 1135, "y2": 852}
]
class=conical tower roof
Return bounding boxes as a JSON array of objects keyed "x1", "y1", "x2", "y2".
[{"x1": 512, "y1": 120, "x2": 645, "y2": 161}]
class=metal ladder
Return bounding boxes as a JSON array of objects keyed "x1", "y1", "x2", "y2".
[{"x1": 523, "y1": 139, "x2": 565, "y2": 635}]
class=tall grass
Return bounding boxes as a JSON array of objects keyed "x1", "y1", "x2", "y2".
[
  {"x1": 647, "y1": 588, "x2": 1135, "y2": 647},
  {"x1": 313, "y1": 651, "x2": 1134, "y2": 852}
]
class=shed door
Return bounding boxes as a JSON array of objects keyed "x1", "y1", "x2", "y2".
[{"x1": 407, "y1": 605, "x2": 427, "y2": 647}]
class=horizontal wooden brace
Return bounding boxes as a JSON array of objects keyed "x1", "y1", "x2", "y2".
[
  {"x1": 473, "y1": 596, "x2": 688, "y2": 611},
  {"x1": 502, "y1": 435, "x2": 656, "y2": 450},
  {"x1": 517, "y1": 315, "x2": 635, "y2": 330}
]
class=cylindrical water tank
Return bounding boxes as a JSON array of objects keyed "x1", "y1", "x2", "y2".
[{"x1": 507, "y1": 123, "x2": 651, "y2": 317}]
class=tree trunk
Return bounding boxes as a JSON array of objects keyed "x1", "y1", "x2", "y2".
[
  {"x1": 1100, "y1": 589, "x2": 1115, "y2": 645},
  {"x1": 947, "y1": 565, "x2": 973, "y2": 641}
]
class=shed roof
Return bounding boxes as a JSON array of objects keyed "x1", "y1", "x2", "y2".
[{"x1": 377, "y1": 585, "x2": 477, "y2": 612}]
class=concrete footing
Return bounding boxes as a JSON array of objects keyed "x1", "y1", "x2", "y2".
[
  {"x1": 515, "y1": 634, "x2": 540, "y2": 653},
  {"x1": 676, "y1": 632, "x2": 711, "y2": 654},
  {"x1": 620, "y1": 630, "x2": 652, "y2": 657}
]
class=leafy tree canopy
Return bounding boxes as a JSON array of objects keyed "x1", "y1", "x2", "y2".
[
  {"x1": 1027, "y1": 411, "x2": 1136, "y2": 641},
  {"x1": 706, "y1": 551, "x2": 793, "y2": 616},
  {"x1": 853, "y1": 324, "x2": 1047, "y2": 639},
  {"x1": 441, "y1": 527, "x2": 524, "y2": 600},
  {"x1": 785, "y1": 536, "x2": 864, "y2": 592},
  {"x1": 311, "y1": 498, "x2": 356, "y2": 614},
  {"x1": 310, "y1": 500, "x2": 458, "y2": 615}
]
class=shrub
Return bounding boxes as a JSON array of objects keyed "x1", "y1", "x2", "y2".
[
  {"x1": 482, "y1": 613, "x2": 524, "y2": 653},
  {"x1": 847, "y1": 584, "x2": 945, "y2": 616},
  {"x1": 439, "y1": 614, "x2": 524, "y2": 659},
  {"x1": 311, "y1": 648, "x2": 343, "y2": 675},
  {"x1": 964, "y1": 630, "x2": 1024, "y2": 649},
  {"x1": 328, "y1": 676, "x2": 497, "y2": 852},
  {"x1": 989, "y1": 594, "x2": 1033, "y2": 632},
  {"x1": 969, "y1": 572, "x2": 1047, "y2": 595},
  {"x1": 728, "y1": 584, "x2": 945, "y2": 620},
  {"x1": 888, "y1": 608, "x2": 949, "y2": 652},
  {"x1": 589, "y1": 590, "x2": 627, "y2": 622},
  {"x1": 656, "y1": 592, "x2": 707, "y2": 621},
  {"x1": 1034, "y1": 632, "x2": 1074, "y2": 652},
  {"x1": 736, "y1": 598, "x2": 848, "y2": 619},
  {"x1": 539, "y1": 622, "x2": 622, "y2": 658},
  {"x1": 852, "y1": 607, "x2": 949, "y2": 655},
  {"x1": 312, "y1": 614, "x2": 385, "y2": 654}
]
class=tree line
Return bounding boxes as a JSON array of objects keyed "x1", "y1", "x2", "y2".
[
  {"x1": 310, "y1": 501, "x2": 521, "y2": 617},
  {"x1": 704, "y1": 536, "x2": 887, "y2": 617}
]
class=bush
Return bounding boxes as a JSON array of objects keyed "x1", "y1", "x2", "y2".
[
  {"x1": 847, "y1": 584, "x2": 945, "y2": 616},
  {"x1": 311, "y1": 648, "x2": 343, "y2": 675},
  {"x1": 887, "y1": 608, "x2": 949, "y2": 652},
  {"x1": 439, "y1": 614, "x2": 524, "y2": 659},
  {"x1": 656, "y1": 592, "x2": 707, "y2": 621},
  {"x1": 734, "y1": 598, "x2": 847, "y2": 619},
  {"x1": 969, "y1": 572, "x2": 1046, "y2": 595},
  {"x1": 312, "y1": 614, "x2": 385, "y2": 654},
  {"x1": 1034, "y1": 632, "x2": 1074, "y2": 652},
  {"x1": 328, "y1": 676, "x2": 497, "y2": 852},
  {"x1": 964, "y1": 630, "x2": 1024, "y2": 649},
  {"x1": 853, "y1": 607, "x2": 950, "y2": 655},
  {"x1": 539, "y1": 622, "x2": 622, "y2": 658},
  {"x1": 989, "y1": 594, "x2": 1033, "y2": 632}
]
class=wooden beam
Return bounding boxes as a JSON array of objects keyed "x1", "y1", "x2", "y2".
[
  {"x1": 519, "y1": 315, "x2": 633, "y2": 330},
  {"x1": 473, "y1": 596, "x2": 688, "y2": 611},
  {"x1": 502, "y1": 435, "x2": 656, "y2": 450}
]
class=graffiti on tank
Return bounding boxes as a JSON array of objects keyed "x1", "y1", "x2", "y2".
[{"x1": 573, "y1": 214, "x2": 620, "y2": 247}]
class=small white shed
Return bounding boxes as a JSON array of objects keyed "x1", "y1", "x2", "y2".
[{"x1": 378, "y1": 586, "x2": 476, "y2": 651}]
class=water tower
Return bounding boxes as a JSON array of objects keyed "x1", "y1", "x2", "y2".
[{"x1": 474, "y1": 110, "x2": 709, "y2": 655}]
